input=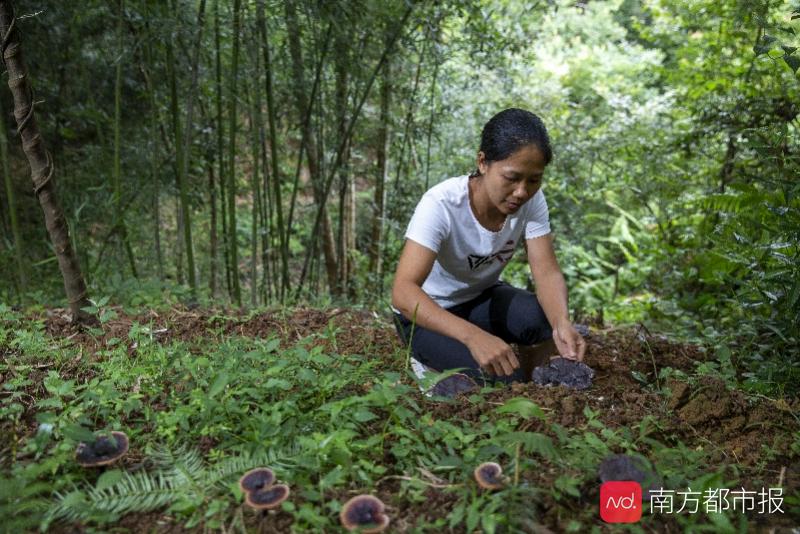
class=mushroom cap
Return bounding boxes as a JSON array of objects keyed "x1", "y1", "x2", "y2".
[
  {"x1": 340, "y1": 494, "x2": 390, "y2": 533},
  {"x1": 532, "y1": 357, "x2": 595, "y2": 390},
  {"x1": 239, "y1": 467, "x2": 276, "y2": 493},
  {"x1": 245, "y1": 483, "x2": 290, "y2": 510},
  {"x1": 76, "y1": 431, "x2": 129, "y2": 467},
  {"x1": 430, "y1": 373, "x2": 478, "y2": 398},
  {"x1": 474, "y1": 462, "x2": 505, "y2": 490}
]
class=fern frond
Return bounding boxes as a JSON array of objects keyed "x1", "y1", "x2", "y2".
[
  {"x1": 149, "y1": 444, "x2": 206, "y2": 482},
  {"x1": 86, "y1": 471, "x2": 179, "y2": 515},
  {"x1": 207, "y1": 441, "x2": 304, "y2": 488},
  {"x1": 45, "y1": 442, "x2": 306, "y2": 530},
  {"x1": 47, "y1": 471, "x2": 181, "y2": 525}
]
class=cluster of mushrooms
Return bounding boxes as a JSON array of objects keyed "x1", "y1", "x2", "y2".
[
  {"x1": 76, "y1": 431, "x2": 657, "y2": 529},
  {"x1": 73, "y1": 431, "x2": 509, "y2": 532},
  {"x1": 232, "y1": 462, "x2": 506, "y2": 532},
  {"x1": 238, "y1": 467, "x2": 389, "y2": 532}
]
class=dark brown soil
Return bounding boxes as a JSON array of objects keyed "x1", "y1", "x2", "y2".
[{"x1": 11, "y1": 308, "x2": 800, "y2": 532}]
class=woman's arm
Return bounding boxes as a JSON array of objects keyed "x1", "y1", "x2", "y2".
[
  {"x1": 526, "y1": 234, "x2": 586, "y2": 361},
  {"x1": 391, "y1": 239, "x2": 520, "y2": 376}
]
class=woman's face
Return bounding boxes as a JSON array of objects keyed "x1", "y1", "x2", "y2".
[{"x1": 477, "y1": 144, "x2": 546, "y2": 215}]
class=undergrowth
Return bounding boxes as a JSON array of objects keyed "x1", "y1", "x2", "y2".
[{"x1": 0, "y1": 303, "x2": 796, "y2": 532}]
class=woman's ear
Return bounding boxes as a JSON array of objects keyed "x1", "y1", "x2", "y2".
[{"x1": 477, "y1": 151, "x2": 488, "y2": 176}]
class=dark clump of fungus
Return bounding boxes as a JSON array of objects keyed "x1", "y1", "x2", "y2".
[
  {"x1": 430, "y1": 372, "x2": 478, "y2": 398},
  {"x1": 340, "y1": 494, "x2": 390, "y2": 533},
  {"x1": 474, "y1": 462, "x2": 507, "y2": 490},
  {"x1": 75, "y1": 431, "x2": 129, "y2": 467},
  {"x1": 532, "y1": 357, "x2": 595, "y2": 390},
  {"x1": 239, "y1": 467, "x2": 290, "y2": 512},
  {"x1": 598, "y1": 454, "x2": 662, "y2": 501},
  {"x1": 245, "y1": 484, "x2": 290, "y2": 510},
  {"x1": 239, "y1": 467, "x2": 276, "y2": 493}
]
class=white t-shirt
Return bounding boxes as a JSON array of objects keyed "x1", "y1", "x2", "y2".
[{"x1": 399, "y1": 175, "x2": 551, "y2": 310}]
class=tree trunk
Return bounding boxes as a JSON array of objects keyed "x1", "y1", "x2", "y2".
[
  {"x1": 114, "y1": 0, "x2": 138, "y2": 279},
  {"x1": 227, "y1": 0, "x2": 242, "y2": 306},
  {"x1": 0, "y1": 1, "x2": 94, "y2": 324},
  {"x1": 424, "y1": 58, "x2": 439, "y2": 192},
  {"x1": 176, "y1": 0, "x2": 207, "y2": 300},
  {"x1": 334, "y1": 26, "x2": 352, "y2": 297},
  {"x1": 208, "y1": 160, "x2": 218, "y2": 297},
  {"x1": 245, "y1": 74, "x2": 261, "y2": 307},
  {"x1": 369, "y1": 39, "x2": 391, "y2": 284},
  {"x1": 256, "y1": 0, "x2": 288, "y2": 300},
  {"x1": 246, "y1": 30, "x2": 271, "y2": 305},
  {"x1": 214, "y1": 0, "x2": 231, "y2": 299},
  {"x1": 0, "y1": 94, "x2": 25, "y2": 301},
  {"x1": 166, "y1": 0, "x2": 199, "y2": 298},
  {"x1": 139, "y1": 39, "x2": 164, "y2": 281}
]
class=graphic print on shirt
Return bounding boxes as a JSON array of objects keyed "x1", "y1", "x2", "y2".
[{"x1": 467, "y1": 240, "x2": 516, "y2": 271}]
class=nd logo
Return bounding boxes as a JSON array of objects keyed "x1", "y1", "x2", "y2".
[{"x1": 600, "y1": 481, "x2": 642, "y2": 523}]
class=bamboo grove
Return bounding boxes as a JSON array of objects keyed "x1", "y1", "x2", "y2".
[{"x1": 0, "y1": 1, "x2": 799, "y2": 392}]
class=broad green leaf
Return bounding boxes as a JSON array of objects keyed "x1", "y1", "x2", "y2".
[
  {"x1": 783, "y1": 54, "x2": 800, "y2": 73},
  {"x1": 61, "y1": 423, "x2": 96, "y2": 443},
  {"x1": 208, "y1": 372, "x2": 229, "y2": 398},
  {"x1": 496, "y1": 397, "x2": 545, "y2": 420}
]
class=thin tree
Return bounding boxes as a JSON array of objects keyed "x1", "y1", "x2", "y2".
[
  {"x1": 227, "y1": 0, "x2": 242, "y2": 305},
  {"x1": 113, "y1": 0, "x2": 138, "y2": 278},
  {"x1": 178, "y1": 0, "x2": 207, "y2": 300},
  {"x1": 214, "y1": 0, "x2": 230, "y2": 297},
  {"x1": 0, "y1": 1, "x2": 94, "y2": 324},
  {"x1": 284, "y1": 0, "x2": 339, "y2": 295},
  {"x1": 138, "y1": 39, "x2": 165, "y2": 280},
  {"x1": 0, "y1": 95, "x2": 24, "y2": 300},
  {"x1": 295, "y1": 4, "x2": 414, "y2": 297},
  {"x1": 334, "y1": 24, "x2": 355, "y2": 297},
  {"x1": 368, "y1": 31, "x2": 392, "y2": 290},
  {"x1": 256, "y1": 0, "x2": 288, "y2": 300},
  {"x1": 244, "y1": 65, "x2": 262, "y2": 306},
  {"x1": 166, "y1": 0, "x2": 202, "y2": 299}
]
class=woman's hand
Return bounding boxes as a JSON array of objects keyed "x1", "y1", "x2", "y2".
[
  {"x1": 464, "y1": 329, "x2": 520, "y2": 376},
  {"x1": 552, "y1": 320, "x2": 586, "y2": 362}
]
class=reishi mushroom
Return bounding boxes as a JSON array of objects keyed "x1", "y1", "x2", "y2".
[
  {"x1": 430, "y1": 372, "x2": 479, "y2": 398},
  {"x1": 473, "y1": 462, "x2": 506, "y2": 490},
  {"x1": 245, "y1": 484, "x2": 291, "y2": 510},
  {"x1": 339, "y1": 494, "x2": 390, "y2": 533},
  {"x1": 239, "y1": 467, "x2": 291, "y2": 512},
  {"x1": 239, "y1": 467, "x2": 276, "y2": 493},
  {"x1": 75, "y1": 431, "x2": 129, "y2": 467}
]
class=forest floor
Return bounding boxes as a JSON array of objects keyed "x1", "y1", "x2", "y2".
[{"x1": 1, "y1": 304, "x2": 799, "y2": 532}]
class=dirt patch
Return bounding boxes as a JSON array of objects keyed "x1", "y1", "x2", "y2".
[
  {"x1": 38, "y1": 306, "x2": 399, "y2": 361},
  {"x1": 668, "y1": 376, "x2": 799, "y2": 466}
]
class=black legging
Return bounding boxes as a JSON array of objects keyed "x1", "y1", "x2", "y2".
[{"x1": 393, "y1": 282, "x2": 553, "y2": 384}]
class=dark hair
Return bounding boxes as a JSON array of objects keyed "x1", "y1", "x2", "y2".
[{"x1": 472, "y1": 108, "x2": 552, "y2": 177}]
